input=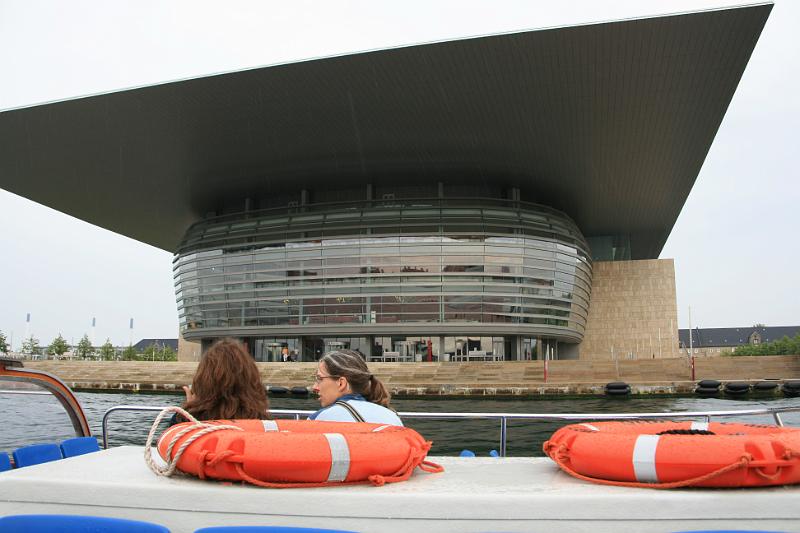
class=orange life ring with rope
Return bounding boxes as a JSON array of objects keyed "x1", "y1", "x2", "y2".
[
  {"x1": 145, "y1": 408, "x2": 443, "y2": 488},
  {"x1": 544, "y1": 420, "x2": 800, "y2": 489}
]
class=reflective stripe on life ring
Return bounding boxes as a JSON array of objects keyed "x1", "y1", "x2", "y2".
[
  {"x1": 261, "y1": 420, "x2": 279, "y2": 432},
  {"x1": 324, "y1": 433, "x2": 350, "y2": 482},
  {"x1": 632, "y1": 434, "x2": 659, "y2": 483}
]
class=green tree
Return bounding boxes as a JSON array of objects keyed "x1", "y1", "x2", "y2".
[
  {"x1": 733, "y1": 334, "x2": 800, "y2": 356},
  {"x1": 22, "y1": 335, "x2": 41, "y2": 356},
  {"x1": 141, "y1": 341, "x2": 176, "y2": 361},
  {"x1": 122, "y1": 345, "x2": 139, "y2": 361},
  {"x1": 48, "y1": 334, "x2": 70, "y2": 358},
  {"x1": 99, "y1": 338, "x2": 116, "y2": 361},
  {"x1": 143, "y1": 342, "x2": 161, "y2": 361},
  {"x1": 75, "y1": 334, "x2": 94, "y2": 359},
  {"x1": 0, "y1": 331, "x2": 8, "y2": 354},
  {"x1": 162, "y1": 345, "x2": 177, "y2": 361}
]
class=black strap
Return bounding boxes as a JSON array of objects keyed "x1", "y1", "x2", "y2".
[{"x1": 334, "y1": 400, "x2": 365, "y2": 422}]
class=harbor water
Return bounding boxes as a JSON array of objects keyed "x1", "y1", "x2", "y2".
[{"x1": 3, "y1": 391, "x2": 800, "y2": 456}]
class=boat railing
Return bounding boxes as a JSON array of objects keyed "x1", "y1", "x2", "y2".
[{"x1": 101, "y1": 404, "x2": 800, "y2": 456}]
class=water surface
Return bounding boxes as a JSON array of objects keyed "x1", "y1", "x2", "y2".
[{"x1": 2, "y1": 391, "x2": 799, "y2": 456}]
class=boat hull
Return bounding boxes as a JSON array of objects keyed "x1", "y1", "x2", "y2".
[{"x1": 2, "y1": 446, "x2": 800, "y2": 532}]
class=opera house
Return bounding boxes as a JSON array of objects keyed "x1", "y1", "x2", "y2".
[{"x1": 0, "y1": 5, "x2": 771, "y2": 362}]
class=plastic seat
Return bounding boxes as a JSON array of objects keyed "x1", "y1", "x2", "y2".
[
  {"x1": 60, "y1": 436, "x2": 101, "y2": 457},
  {"x1": 0, "y1": 452, "x2": 11, "y2": 472},
  {"x1": 194, "y1": 526, "x2": 357, "y2": 533},
  {"x1": 12, "y1": 443, "x2": 62, "y2": 467},
  {"x1": 0, "y1": 514, "x2": 170, "y2": 532},
  {"x1": 672, "y1": 530, "x2": 788, "y2": 533}
]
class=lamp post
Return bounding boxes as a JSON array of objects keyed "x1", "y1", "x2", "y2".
[{"x1": 688, "y1": 306, "x2": 695, "y2": 381}]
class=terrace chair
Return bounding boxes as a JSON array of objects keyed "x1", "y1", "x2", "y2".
[
  {"x1": 0, "y1": 452, "x2": 11, "y2": 471},
  {"x1": 11, "y1": 443, "x2": 62, "y2": 467},
  {"x1": 60, "y1": 436, "x2": 101, "y2": 457},
  {"x1": 0, "y1": 514, "x2": 170, "y2": 532}
]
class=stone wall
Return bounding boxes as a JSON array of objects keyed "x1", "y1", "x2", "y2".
[
  {"x1": 177, "y1": 335, "x2": 201, "y2": 362},
  {"x1": 578, "y1": 259, "x2": 679, "y2": 360}
]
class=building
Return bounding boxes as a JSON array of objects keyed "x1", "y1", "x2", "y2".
[
  {"x1": 0, "y1": 5, "x2": 772, "y2": 362},
  {"x1": 679, "y1": 326, "x2": 800, "y2": 357}
]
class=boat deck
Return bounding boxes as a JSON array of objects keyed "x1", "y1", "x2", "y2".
[{"x1": 1, "y1": 446, "x2": 798, "y2": 532}]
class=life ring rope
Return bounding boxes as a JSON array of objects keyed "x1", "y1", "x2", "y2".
[
  {"x1": 144, "y1": 406, "x2": 444, "y2": 488},
  {"x1": 144, "y1": 406, "x2": 245, "y2": 477},
  {"x1": 544, "y1": 443, "x2": 800, "y2": 489},
  {"x1": 544, "y1": 421, "x2": 800, "y2": 488},
  {"x1": 229, "y1": 444, "x2": 444, "y2": 489},
  {"x1": 543, "y1": 441, "x2": 753, "y2": 489}
]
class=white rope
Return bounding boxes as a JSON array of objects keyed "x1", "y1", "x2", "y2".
[{"x1": 143, "y1": 406, "x2": 244, "y2": 477}]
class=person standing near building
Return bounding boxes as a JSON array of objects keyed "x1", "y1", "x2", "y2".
[{"x1": 310, "y1": 349, "x2": 402, "y2": 425}]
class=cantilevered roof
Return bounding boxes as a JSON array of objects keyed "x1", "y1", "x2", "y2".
[{"x1": 0, "y1": 4, "x2": 771, "y2": 258}]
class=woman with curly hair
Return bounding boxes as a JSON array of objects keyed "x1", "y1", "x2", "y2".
[{"x1": 181, "y1": 338, "x2": 270, "y2": 420}]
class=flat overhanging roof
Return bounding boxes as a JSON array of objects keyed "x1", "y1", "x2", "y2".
[{"x1": 0, "y1": 4, "x2": 771, "y2": 259}]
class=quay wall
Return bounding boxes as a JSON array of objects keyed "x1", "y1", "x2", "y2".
[{"x1": 22, "y1": 355, "x2": 800, "y2": 396}]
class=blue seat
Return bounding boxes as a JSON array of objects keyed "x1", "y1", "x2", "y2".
[
  {"x1": 0, "y1": 452, "x2": 11, "y2": 471},
  {"x1": 672, "y1": 530, "x2": 788, "y2": 532},
  {"x1": 0, "y1": 514, "x2": 170, "y2": 532},
  {"x1": 12, "y1": 443, "x2": 62, "y2": 467},
  {"x1": 459, "y1": 449, "x2": 476, "y2": 457},
  {"x1": 60, "y1": 436, "x2": 101, "y2": 457},
  {"x1": 194, "y1": 526, "x2": 357, "y2": 533}
]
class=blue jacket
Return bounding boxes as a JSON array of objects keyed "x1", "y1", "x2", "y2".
[{"x1": 309, "y1": 394, "x2": 403, "y2": 426}]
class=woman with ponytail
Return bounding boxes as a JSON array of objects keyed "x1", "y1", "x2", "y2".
[{"x1": 309, "y1": 349, "x2": 402, "y2": 426}]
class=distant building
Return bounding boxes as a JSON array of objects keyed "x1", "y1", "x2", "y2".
[
  {"x1": 133, "y1": 339, "x2": 179, "y2": 352},
  {"x1": 678, "y1": 326, "x2": 800, "y2": 356}
]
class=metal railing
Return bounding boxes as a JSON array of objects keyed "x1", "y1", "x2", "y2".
[{"x1": 101, "y1": 404, "x2": 800, "y2": 455}]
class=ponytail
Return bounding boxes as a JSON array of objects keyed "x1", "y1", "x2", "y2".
[
  {"x1": 365, "y1": 374, "x2": 391, "y2": 408},
  {"x1": 320, "y1": 350, "x2": 392, "y2": 408}
]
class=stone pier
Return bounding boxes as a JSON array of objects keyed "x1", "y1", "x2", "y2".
[{"x1": 21, "y1": 355, "x2": 800, "y2": 397}]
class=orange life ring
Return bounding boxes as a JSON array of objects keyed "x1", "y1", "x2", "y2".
[
  {"x1": 157, "y1": 419, "x2": 443, "y2": 488},
  {"x1": 543, "y1": 421, "x2": 800, "y2": 488}
]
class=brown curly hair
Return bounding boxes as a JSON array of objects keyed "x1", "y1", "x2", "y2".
[{"x1": 183, "y1": 338, "x2": 270, "y2": 420}]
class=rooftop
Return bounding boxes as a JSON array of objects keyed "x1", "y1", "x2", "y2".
[{"x1": 0, "y1": 4, "x2": 771, "y2": 259}]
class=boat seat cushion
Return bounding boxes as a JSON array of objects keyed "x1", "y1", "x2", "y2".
[
  {"x1": 195, "y1": 527, "x2": 360, "y2": 532},
  {"x1": 0, "y1": 514, "x2": 170, "y2": 532},
  {"x1": 60, "y1": 436, "x2": 101, "y2": 457},
  {"x1": 0, "y1": 452, "x2": 10, "y2": 472},
  {"x1": 11, "y1": 443, "x2": 62, "y2": 468}
]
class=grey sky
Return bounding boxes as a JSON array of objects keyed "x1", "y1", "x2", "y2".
[{"x1": 0, "y1": 1, "x2": 797, "y2": 348}]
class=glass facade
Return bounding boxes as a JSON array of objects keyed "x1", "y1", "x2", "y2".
[{"x1": 174, "y1": 197, "x2": 592, "y2": 360}]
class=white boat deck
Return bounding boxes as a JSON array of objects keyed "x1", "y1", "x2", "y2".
[{"x1": 1, "y1": 446, "x2": 799, "y2": 532}]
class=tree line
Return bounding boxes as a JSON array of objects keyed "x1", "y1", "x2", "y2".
[
  {"x1": 728, "y1": 334, "x2": 800, "y2": 356},
  {"x1": 0, "y1": 331, "x2": 176, "y2": 361}
]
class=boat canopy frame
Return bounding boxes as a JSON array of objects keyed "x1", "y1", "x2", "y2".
[{"x1": 0, "y1": 358, "x2": 91, "y2": 438}]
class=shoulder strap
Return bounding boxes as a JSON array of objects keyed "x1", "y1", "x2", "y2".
[{"x1": 334, "y1": 400, "x2": 365, "y2": 422}]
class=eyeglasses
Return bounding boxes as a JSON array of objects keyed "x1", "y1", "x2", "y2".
[{"x1": 312, "y1": 374, "x2": 339, "y2": 383}]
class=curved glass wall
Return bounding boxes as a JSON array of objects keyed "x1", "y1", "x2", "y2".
[{"x1": 174, "y1": 198, "x2": 592, "y2": 342}]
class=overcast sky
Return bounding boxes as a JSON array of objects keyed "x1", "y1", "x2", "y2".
[{"x1": 1, "y1": 1, "x2": 797, "y2": 348}]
